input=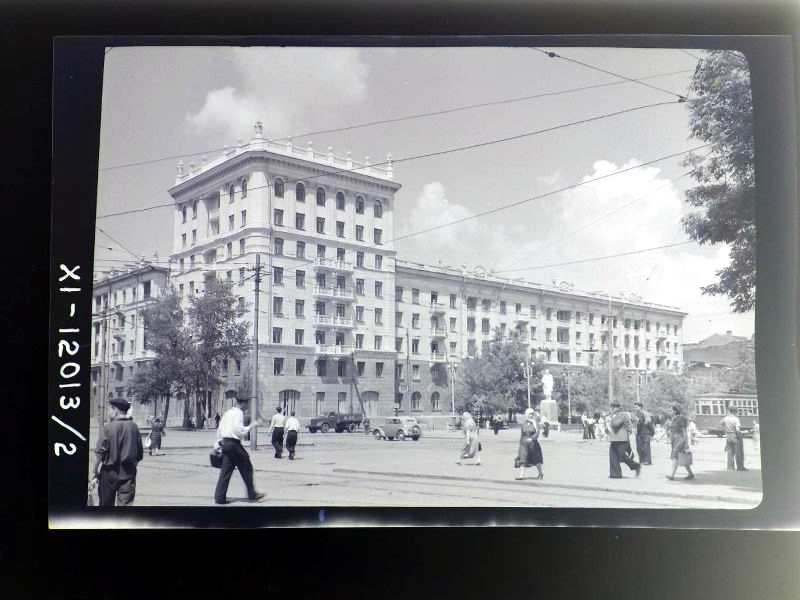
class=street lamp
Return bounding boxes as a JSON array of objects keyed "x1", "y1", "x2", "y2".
[
  {"x1": 563, "y1": 371, "x2": 572, "y2": 425},
  {"x1": 520, "y1": 360, "x2": 535, "y2": 409}
]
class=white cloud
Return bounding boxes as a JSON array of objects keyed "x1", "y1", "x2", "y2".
[{"x1": 185, "y1": 47, "x2": 370, "y2": 141}]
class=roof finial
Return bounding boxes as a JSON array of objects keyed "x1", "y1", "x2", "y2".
[
  {"x1": 177, "y1": 160, "x2": 185, "y2": 176},
  {"x1": 254, "y1": 120, "x2": 263, "y2": 138}
]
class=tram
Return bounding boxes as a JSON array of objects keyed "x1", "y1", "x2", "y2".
[{"x1": 693, "y1": 393, "x2": 758, "y2": 437}]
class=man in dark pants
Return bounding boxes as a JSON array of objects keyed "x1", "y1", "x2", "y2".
[
  {"x1": 607, "y1": 401, "x2": 641, "y2": 479},
  {"x1": 284, "y1": 411, "x2": 301, "y2": 460},
  {"x1": 269, "y1": 406, "x2": 286, "y2": 459},
  {"x1": 214, "y1": 398, "x2": 265, "y2": 504},
  {"x1": 92, "y1": 398, "x2": 144, "y2": 506},
  {"x1": 721, "y1": 406, "x2": 748, "y2": 471},
  {"x1": 633, "y1": 402, "x2": 654, "y2": 465}
]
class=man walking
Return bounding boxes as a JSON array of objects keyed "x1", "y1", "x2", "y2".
[
  {"x1": 269, "y1": 406, "x2": 287, "y2": 459},
  {"x1": 214, "y1": 397, "x2": 264, "y2": 504},
  {"x1": 284, "y1": 411, "x2": 301, "y2": 460},
  {"x1": 92, "y1": 398, "x2": 144, "y2": 506},
  {"x1": 607, "y1": 401, "x2": 641, "y2": 479},
  {"x1": 633, "y1": 402, "x2": 654, "y2": 465},
  {"x1": 721, "y1": 406, "x2": 748, "y2": 471}
]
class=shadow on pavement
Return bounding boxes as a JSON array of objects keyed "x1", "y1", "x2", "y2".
[{"x1": 680, "y1": 467, "x2": 762, "y2": 492}]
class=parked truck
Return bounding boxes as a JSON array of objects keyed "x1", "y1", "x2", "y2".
[{"x1": 307, "y1": 411, "x2": 364, "y2": 433}]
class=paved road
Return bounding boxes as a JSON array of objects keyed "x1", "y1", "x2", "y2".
[{"x1": 89, "y1": 425, "x2": 762, "y2": 509}]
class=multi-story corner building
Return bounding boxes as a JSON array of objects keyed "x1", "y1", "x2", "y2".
[
  {"x1": 90, "y1": 261, "x2": 169, "y2": 426},
  {"x1": 394, "y1": 261, "x2": 686, "y2": 425},
  {"x1": 163, "y1": 121, "x2": 686, "y2": 427},
  {"x1": 167, "y1": 122, "x2": 401, "y2": 423}
]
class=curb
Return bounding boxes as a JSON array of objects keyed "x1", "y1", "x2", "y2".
[{"x1": 331, "y1": 468, "x2": 758, "y2": 506}]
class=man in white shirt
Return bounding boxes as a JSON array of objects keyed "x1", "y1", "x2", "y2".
[
  {"x1": 284, "y1": 411, "x2": 301, "y2": 460},
  {"x1": 269, "y1": 406, "x2": 287, "y2": 459},
  {"x1": 214, "y1": 397, "x2": 264, "y2": 504},
  {"x1": 720, "y1": 406, "x2": 747, "y2": 471}
]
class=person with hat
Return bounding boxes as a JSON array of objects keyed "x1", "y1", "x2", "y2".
[
  {"x1": 633, "y1": 402, "x2": 654, "y2": 465},
  {"x1": 607, "y1": 401, "x2": 641, "y2": 479},
  {"x1": 214, "y1": 397, "x2": 265, "y2": 504},
  {"x1": 515, "y1": 408, "x2": 544, "y2": 480},
  {"x1": 91, "y1": 398, "x2": 144, "y2": 506},
  {"x1": 456, "y1": 411, "x2": 481, "y2": 466},
  {"x1": 269, "y1": 406, "x2": 287, "y2": 459}
]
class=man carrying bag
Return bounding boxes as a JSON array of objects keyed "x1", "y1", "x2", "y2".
[{"x1": 213, "y1": 397, "x2": 265, "y2": 504}]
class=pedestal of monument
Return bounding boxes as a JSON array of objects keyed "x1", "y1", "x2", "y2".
[{"x1": 539, "y1": 399, "x2": 559, "y2": 423}]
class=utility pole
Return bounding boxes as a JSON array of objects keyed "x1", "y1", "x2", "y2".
[
  {"x1": 608, "y1": 294, "x2": 613, "y2": 406},
  {"x1": 565, "y1": 372, "x2": 572, "y2": 424},
  {"x1": 97, "y1": 305, "x2": 108, "y2": 429},
  {"x1": 250, "y1": 253, "x2": 261, "y2": 450},
  {"x1": 448, "y1": 359, "x2": 456, "y2": 427},
  {"x1": 406, "y1": 328, "x2": 411, "y2": 408}
]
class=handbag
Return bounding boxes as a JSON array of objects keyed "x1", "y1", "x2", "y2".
[
  {"x1": 144, "y1": 435, "x2": 152, "y2": 449},
  {"x1": 210, "y1": 446, "x2": 223, "y2": 469},
  {"x1": 677, "y1": 450, "x2": 693, "y2": 467}
]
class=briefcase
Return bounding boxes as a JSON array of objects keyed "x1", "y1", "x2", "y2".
[{"x1": 210, "y1": 447, "x2": 223, "y2": 469}]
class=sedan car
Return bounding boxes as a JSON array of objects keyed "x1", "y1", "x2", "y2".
[{"x1": 372, "y1": 417, "x2": 422, "y2": 441}]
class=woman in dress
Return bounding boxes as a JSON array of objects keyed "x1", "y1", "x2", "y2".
[
  {"x1": 149, "y1": 417, "x2": 165, "y2": 456},
  {"x1": 515, "y1": 408, "x2": 543, "y2": 480},
  {"x1": 456, "y1": 411, "x2": 481, "y2": 466},
  {"x1": 596, "y1": 413, "x2": 607, "y2": 442},
  {"x1": 667, "y1": 404, "x2": 694, "y2": 480}
]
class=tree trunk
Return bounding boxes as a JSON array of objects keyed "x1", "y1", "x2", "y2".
[
  {"x1": 163, "y1": 394, "x2": 171, "y2": 426},
  {"x1": 182, "y1": 393, "x2": 192, "y2": 429}
]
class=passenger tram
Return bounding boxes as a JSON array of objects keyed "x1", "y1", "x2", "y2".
[{"x1": 693, "y1": 393, "x2": 758, "y2": 437}]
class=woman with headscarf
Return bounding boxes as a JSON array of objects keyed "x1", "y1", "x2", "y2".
[
  {"x1": 148, "y1": 417, "x2": 165, "y2": 456},
  {"x1": 667, "y1": 404, "x2": 694, "y2": 480},
  {"x1": 515, "y1": 408, "x2": 543, "y2": 480},
  {"x1": 456, "y1": 411, "x2": 481, "y2": 466}
]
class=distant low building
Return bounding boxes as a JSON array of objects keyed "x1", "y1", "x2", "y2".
[{"x1": 683, "y1": 330, "x2": 754, "y2": 383}]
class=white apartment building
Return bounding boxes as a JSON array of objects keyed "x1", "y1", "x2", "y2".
[
  {"x1": 168, "y1": 122, "x2": 401, "y2": 422},
  {"x1": 90, "y1": 261, "x2": 169, "y2": 426}
]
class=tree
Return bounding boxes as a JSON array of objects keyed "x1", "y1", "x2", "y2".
[
  {"x1": 455, "y1": 328, "x2": 535, "y2": 417},
  {"x1": 640, "y1": 371, "x2": 693, "y2": 422},
  {"x1": 682, "y1": 50, "x2": 755, "y2": 312}
]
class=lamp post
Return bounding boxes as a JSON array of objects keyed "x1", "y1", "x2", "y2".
[
  {"x1": 520, "y1": 360, "x2": 535, "y2": 409},
  {"x1": 564, "y1": 371, "x2": 572, "y2": 425},
  {"x1": 447, "y1": 360, "x2": 456, "y2": 427}
]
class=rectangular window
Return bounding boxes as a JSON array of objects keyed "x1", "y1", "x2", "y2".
[
  {"x1": 412, "y1": 365, "x2": 420, "y2": 381},
  {"x1": 588, "y1": 313, "x2": 594, "y2": 325},
  {"x1": 274, "y1": 238, "x2": 284, "y2": 255},
  {"x1": 179, "y1": 258, "x2": 185, "y2": 272},
  {"x1": 228, "y1": 215, "x2": 235, "y2": 231},
  {"x1": 181, "y1": 233, "x2": 187, "y2": 248},
  {"x1": 315, "y1": 392, "x2": 324, "y2": 414},
  {"x1": 396, "y1": 287, "x2": 404, "y2": 302},
  {"x1": 295, "y1": 213, "x2": 305, "y2": 230},
  {"x1": 374, "y1": 229, "x2": 382, "y2": 244},
  {"x1": 338, "y1": 360, "x2": 347, "y2": 377},
  {"x1": 450, "y1": 294, "x2": 457, "y2": 308},
  {"x1": 396, "y1": 337, "x2": 403, "y2": 352},
  {"x1": 274, "y1": 358, "x2": 284, "y2": 375},
  {"x1": 355, "y1": 334, "x2": 364, "y2": 349},
  {"x1": 412, "y1": 289, "x2": 420, "y2": 304},
  {"x1": 376, "y1": 362, "x2": 384, "y2": 377},
  {"x1": 315, "y1": 301, "x2": 326, "y2": 316},
  {"x1": 357, "y1": 362, "x2": 366, "y2": 377},
  {"x1": 355, "y1": 252, "x2": 365, "y2": 267},
  {"x1": 336, "y1": 193, "x2": 345, "y2": 210},
  {"x1": 295, "y1": 299, "x2": 304, "y2": 317},
  {"x1": 467, "y1": 317, "x2": 475, "y2": 333},
  {"x1": 356, "y1": 225, "x2": 364, "y2": 241},
  {"x1": 450, "y1": 341, "x2": 457, "y2": 355},
  {"x1": 374, "y1": 336, "x2": 382, "y2": 350},
  {"x1": 273, "y1": 266, "x2": 283, "y2": 285},
  {"x1": 143, "y1": 281, "x2": 151, "y2": 299},
  {"x1": 241, "y1": 210, "x2": 246, "y2": 227},
  {"x1": 191, "y1": 229, "x2": 197, "y2": 245},
  {"x1": 296, "y1": 241, "x2": 305, "y2": 258},
  {"x1": 181, "y1": 206, "x2": 187, "y2": 223},
  {"x1": 412, "y1": 313, "x2": 420, "y2": 329},
  {"x1": 317, "y1": 244, "x2": 326, "y2": 258},
  {"x1": 179, "y1": 283, "x2": 184, "y2": 296},
  {"x1": 356, "y1": 306, "x2": 364, "y2": 322},
  {"x1": 274, "y1": 209, "x2": 284, "y2": 226},
  {"x1": 545, "y1": 328, "x2": 552, "y2": 341},
  {"x1": 412, "y1": 339, "x2": 419, "y2": 354},
  {"x1": 336, "y1": 221, "x2": 345, "y2": 237},
  {"x1": 395, "y1": 312, "x2": 403, "y2": 327},
  {"x1": 375, "y1": 281, "x2": 383, "y2": 298},
  {"x1": 449, "y1": 317, "x2": 457, "y2": 330},
  {"x1": 295, "y1": 329, "x2": 304, "y2": 345},
  {"x1": 500, "y1": 301, "x2": 506, "y2": 315},
  {"x1": 482, "y1": 319, "x2": 490, "y2": 334},
  {"x1": 316, "y1": 360, "x2": 327, "y2": 376},
  {"x1": 296, "y1": 359, "x2": 305, "y2": 375},
  {"x1": 481, "y1": 299, "x2": 491, "y2": 312},
  {"x1": 375, "y1": 255, "x2": 382, "y2": 270},
  {"x1": 396, "y1": 363, "x2": 403, "y2": 379},
  {"x1": 375, "y1": 308, "x2": 383, "y2": 324},
  {"x1": 315, "y1": 331, "x2": 326, "y2": 345},
  {"x1": 235, "y1": 359, "x2": 241, "y2": 374},
  {"x1": 316, "y1": 217, "x2": 325, "y2": 234},
  {"x1": 239, "y1": 268, "x2": 245, "y2": 284},
  {"x1": 273, "y1": 296, "x2": 283, "y2": 316},
  {"x1": 272, "y1": 327, "x2": 282, "y2": 344},
  {"x1": 336, "y1": 248, "x2": 345, "y2": 262},
  {"x1": 356, "y1": 279, "x2": 364, "y2": 295},
  {"x1": 296, "y1": 270, "x2": 305, "y2": 287}
]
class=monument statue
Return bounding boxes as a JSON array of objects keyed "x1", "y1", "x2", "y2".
[{"x1": 542, "y1": 369, "x2": 554, "y2": 401}]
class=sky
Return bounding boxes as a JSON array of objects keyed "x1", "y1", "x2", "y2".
[{"x1": 94, "y1": 45, "x2": 756, "y2": 344}]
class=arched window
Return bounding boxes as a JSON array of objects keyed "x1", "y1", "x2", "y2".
[
  {"x1": 431, "y1": 392, "x2": 440, "y2": 412},
  {"x1": 241, "y1": 178, "x2": 248, "y2": 198},
  {"x1": 274, "y1": 178, "x2": 284, "y2": 198},
  {"x1": 373, "y1": 199, "x2": 383, "y2": 218},
  {"x1": 355, "y1": 196, "x2": 364, "y2": 214},
  {"x1": 296, "y1": 183, "x2": 305, "y2": 202},
  {"x1": 411, "y1": 391, "x2": 421, "y2": 411},
  {"x1": 336, "y1": 191, "x2": 345, "y2": 210},
  {"x1": 316, "y1": 187, "x2": 326, "y2": 206},
  {"x1": 279, "y1": 389, "x2": 300, "y2": 413},
  {"x1": 228, "y1": 185, "x2": 235, "y2": 203}
]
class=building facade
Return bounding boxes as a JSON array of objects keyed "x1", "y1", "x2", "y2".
[
  {"x1": 158, "y1": 121, "x2": 687, "y2": 427},
  {"x1": 90, "y1": 262, "x2": 170, "y2": 426}
]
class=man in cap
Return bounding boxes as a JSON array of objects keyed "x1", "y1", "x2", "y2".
[
  {"x1": 284, "y1": 411, "x2": 301, "y2": 460},
  {"x1": 91, "y1": 397, "x2": 144, "y2": 506},
  {"x1": 607, "y1": 401, "x2": 641, "y2": 478},
  {"x1": 633, "y1": 401, "x2": 654, "y2": 465},
  {"x1": 269, "y1": 406, "x2": 287, "y2": 459},
  {"x1": 214, "y1": 397, "x2": 265, "y2": 504}
]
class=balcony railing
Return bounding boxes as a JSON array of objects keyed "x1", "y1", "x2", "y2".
[
  {"x1": 312, "y1": 285, "x2": 354, "y2": 300},
  {"x1": 429, "y1": 352, "x2": 447, "y2": 362},
  {"x1": 430, "y1": 326, "x2": 447, "y2": 337},
  {"x1": 314, "y1": 344, "x2": 353, "y2": 356},
  {"x1": 111, "y1": 326, "x2": 126, "y2": 338},
  {"x1": 429, "y1": 302, "x2": 446, "y2": 314},
  {"x1": 656, "y1": 329, "x2": 667, "y2": 339},
  {"x1": 312, "y1": 257, "x2": 354, "y2": 273},
  {"x1": 557, "y1": 340, "x2": 571, "y2": 348},
  {"x1": 514, "y1": 312, "x2": 530, "y2": 322}
]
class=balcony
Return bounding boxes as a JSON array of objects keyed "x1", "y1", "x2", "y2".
[
  {"x1": 429, "y1": 302, "x2": 446, "y2": 315},
  {"x1": 314, "y1": 344, "x2": 353, "y2": 357},
  {"x1": 429, "y1": 352, "x2": 447, "y2": 362},
  {"x1": 312, "y1": 285, "x2": 354, "y2": 301},
  {"x1": 312, "y1": 257, "x2": 354, "y2": 273},
  {"x1": 514, "y1": 312, "x2": 530, "y2": 323},
  {"x1": 656, "y1": 329, "x2": 667, "y2": 339},
  {"x1": 111, "y1": 326, "x2": 126, "y2": 339},
  {"x1": 557, "y1": 319, "x2": 571, "y2": 326},
  {"x1": 430, "y1": 326, "x2": 447, "y2": 338},
  {"x1": 557, "y1": 339, "x2": 571, "y2": 348}
]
